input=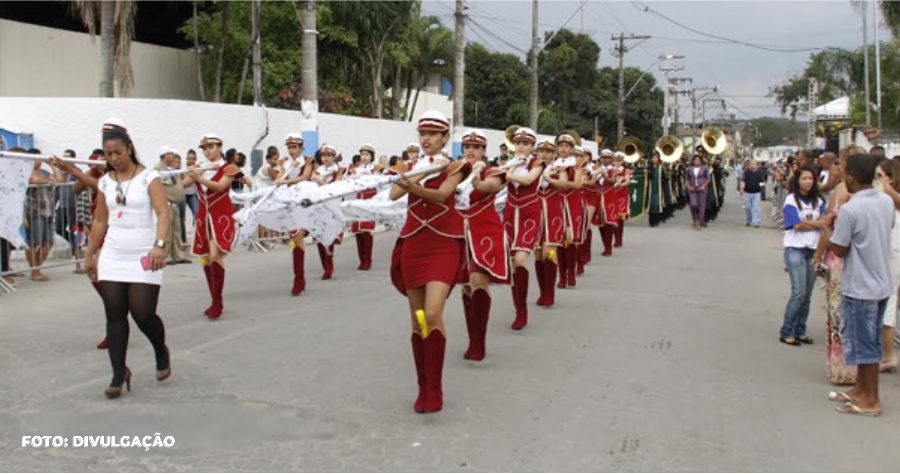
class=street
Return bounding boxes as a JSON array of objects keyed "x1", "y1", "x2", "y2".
[{"x1": 2, "y1": 187, "x2": 899, "y2": 472}]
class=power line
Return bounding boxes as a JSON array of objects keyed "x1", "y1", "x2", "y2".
[{"x1": 630, "y1": 1, "x2": 827, "y2": 53}]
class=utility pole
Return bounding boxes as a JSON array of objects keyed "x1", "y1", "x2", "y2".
[
  {"x1": 300, "y1": 1, "x2": 319, "y2": 152},
  {"x1": 251, "y1": 0, "x2": 262, "y2": 106},
  {"x1": 613, "y1": 33, "x2": 651, "y2": 143},
  {"x1": 659, "y1": 57, "x2": 684, "y2": 136},
  {"x1": 874, "y1": 3, "x2": 883, "y2": 130},
  {"x1": 863, "y1": 1, "x2": 871, "y2": 124},
  {"x1": 453, "y1": 0, "x2": 466, "y2": 158},
  {"x1": 529, "y1": 0, "x2": 539, "y2": 130}
]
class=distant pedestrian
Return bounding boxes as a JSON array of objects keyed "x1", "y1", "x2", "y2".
[
  {"x1": 741, "y1": 160, "x2": 765, "y2": 228},
  {"x1": 685, "y1": 154, "x2": 710, "y2": 231},
  {"x1": 827, "y1": 154, "x2": 894, "y2": 417},
  {"x1": 874, "y1": 158, "x2": 900, "y2": 373},
  {"x1": 779, "y1": 165, "x2": 826, "y2": 346}
]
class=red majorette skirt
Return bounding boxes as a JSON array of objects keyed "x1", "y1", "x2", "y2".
[
  {"x1": 350, "y1": 189, "x2": 377, "y2": 233},
  {"x1": 193, "y1": 210, "x2": 236, "y2": 256},
  {"x1": 503, "y1": 197, "x2": 542, "y2": 253},
  {"x1": 390, "y1": 229, "x2": 466, "y2": 296},
  {"x1": 565, "y1": 191, "x2": 587, "y2": 245},
  {"x1": 585, "y1": 188, "x2": 601, "y2": 210},
  {"x1": 541, "y1": 193, "x2": 566, "y2": 246}
]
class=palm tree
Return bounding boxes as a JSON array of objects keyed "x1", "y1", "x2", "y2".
[
  {"x1": 880, "y1": 0, "x2": 900, "y2": 41},
  {"x1": 404, "y1": 18, "x2": 454, "y2": 121},
  {"x1": 76, "y1": 0, "x2": 136, "y2": 97}
]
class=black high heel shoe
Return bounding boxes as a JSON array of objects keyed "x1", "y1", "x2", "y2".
[
  {"x1": 105, "y1": 368, "x2": 132, "y2": 399},
  {"x1": 156, "y1": 347, "x2": 171, "y2": 381}
]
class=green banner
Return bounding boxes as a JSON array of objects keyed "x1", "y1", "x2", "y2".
[{"x1": 628, "y1": 169, "x2": 648, "y2": 220}]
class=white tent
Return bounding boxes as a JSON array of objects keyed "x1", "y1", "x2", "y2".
[{"x1": 813, "y1": 96, "x2": 850, "y2": 120}]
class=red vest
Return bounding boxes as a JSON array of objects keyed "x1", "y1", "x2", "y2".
[{"x1": 399, "y1": 163, "x2": 471, "y2": 239}]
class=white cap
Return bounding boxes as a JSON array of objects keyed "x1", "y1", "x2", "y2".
[
  {"x1": 417, "y1": 110, "x2": 450, "y2": 132},
  {"x1": 461, "y1": 128, "x2": 488, "y2": 145},
  {"x1": 601, "y1": 148, "x2": 613, "y2": 156},
  {"x1": 513, "y1": 127, "x2": 537, "y2": 143},
  {"x1": 613, "y1": 151, "x2": 625, "y2": 159},
  {"x1": 359, "y1": 143, "x2": 375, "y2": 154},
  {"x1": 200, "y1": 133, "x2": 222, "y2": 147},
  {"x1": 158, "y1": 145, "x2": 174, "y2": 157},
  {"x1": 320, "y1": 143, "x2": 337, "y2": 154},
  {"x1": 406, "y1": 142, "x2": 421, "y2": 151},
  {"x1": 102, "y1": 117, "x2": 127, "y2": 132},
  {"x1": 285, "y1": 133, "x2": 304, "y2": 145}
]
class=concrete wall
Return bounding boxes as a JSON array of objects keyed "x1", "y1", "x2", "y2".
[
  {"x1": 0, "y1": 98, "x2": 596, "y2": 169},
  {"x1": 0, "y1": 20, "x2": 198, "y2": 100}
]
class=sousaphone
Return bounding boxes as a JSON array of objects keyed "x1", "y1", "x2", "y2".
[
  {"x1": 701, "y1": 127, "x2": 727, "y2": 155},
  {"x1": 504, "y1": 124, "x2": 522, "y2": 151},
  {"x1": 655, "y1": 135, "x2": 684, "y2": 164},
  {"x1": 618, "y1": 136, "x2": 643, "y2": 163}
]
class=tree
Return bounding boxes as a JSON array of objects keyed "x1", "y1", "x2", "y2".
[
  {"x1": 594, "y1": 67, "x2": 664, "y2": 147},
  {"x1": 538, "y1": 29, "x2": 602, "y2": 135},
  {"x1": 76, "y1": 0, "x2": 136, "y2": 97},
  {"x1": 752, "y1": 117, "x2": 807, "y2": 147},
  {"x1": 401, "y1": 16, "x2": 453, "y2": 121},
  {"x1": 880, "y1": 0, "x2": 900, "y2": 41},
  {"x1": 214, "y1": 1, "x2": 230, "y2": 103},
  {"x1": 326, "y1": 1, "x2": 417, "y2": 118},
  {"x1": 464, "y1": 43, "x2": 529, "y2": 130},
  {"x1": 769, "y1": 48, "x2": 859, "y2": 119},
  {"x1": 191, "y1": 1, "x2": 206, "y2": 101}
]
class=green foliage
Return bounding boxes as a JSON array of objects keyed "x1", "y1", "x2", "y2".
[
  {"x1": 464, "y1": 43, "x2": 529, "y2": 129},
  {"x1": 752, "y1": 117, "x2": 807, "y2": 147}
]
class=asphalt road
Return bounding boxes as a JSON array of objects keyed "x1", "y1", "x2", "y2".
[{"x1": 2, "y1": 186, "x2": 899, "y2": 472}]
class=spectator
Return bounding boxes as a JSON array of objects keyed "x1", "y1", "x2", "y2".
[
  {"x1": 155, "y1": 147, "x2": 189, "y2": 265},
  {"x1": 254, "y1": 146, "x2": 280, "y2": 189},
  {"x1": 796, "y1": 149, "x2": 815, "y2": 167},
  {"x1": 490, "y1": 143, "x2": 509, "y2": 167},
  {"x1": 870, "y1": 145, "x2": 886, "y2": 158},
  {"x1": 874, "y1": 158, "x2": 900, "y2": 373},
  {"x1": 24, "y1": 148, "x2": 63, "y2": 281},
  {"x1": 827, "y1": 154, "x2": 894, "y2": 416},
  {"x1": 818, "y1": 152, "x2": 839, "y2": 202},
  {"x1": 779, "y1": 164, "x2": 827, "y2": 346},
  {"x1": 183, "y1": 149, "x2": 199, "y2": 219},
  {"x1": 741, "y1": 159, "x2": 765, "y2": 228},
  {"x1": 55, "y1": 149, "x2": 84, "y2": 273},
  {"x1": 734, "y1": 160, "x2": 744, "y2": 192}
]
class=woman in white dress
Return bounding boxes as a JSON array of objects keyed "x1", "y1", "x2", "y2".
[{"x1": 84, "y1": 127, "x2": 171, "y2": 399}]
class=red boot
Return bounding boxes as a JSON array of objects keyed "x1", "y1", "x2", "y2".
[
  {"x1": 411, "y1": 332, "x2": 427, "y2": 413},
  {"x1": 601, "y1": 225, "x2": 614, "y2": 256},
  {"x1": 557, "y1": 246, "x2": 568, "y2": 289},
  {"x1": 462, "y1": 291, "x2": 476, "y2": 360},
  {"x1": 421, "y1": 329, "x2": 446, "y2": 413},
  {"x1": 511, "y1": 266, "x2": 529, "y2": 330},
  {"x1": 206, "y1": 263, "x2": 224, "y2": 319},
  {"x1": 317, "y1": 243, "x2": 333, "y2": 280},
  {"x1": 202, "y1": 264, "x2": 217, "y2": 317},
  {"x1": 544, "y1": 259, "x2": 557, "y2": 307},
  {"x1": 576, "y1": 243, "x2": 585, "y2": 276},
  {"x1": 614, "y1": 219, "x2": 625, "y2": 247},
  {"x1": 96, "y1": 337, "x2": 109, "y2": 350},
  {"x1": 468, "y1": 289, "x2": 490, "y2": 361},
  {"x1": 362, "y1": 233, "x2": 373, "y2": 270},
  {"x1": 355, "y1": 234, "x2": 365, "y2": 270},
  {"x1": 291, "y1": 247, "x2": 306, "y2": 296},
  {"x1": 566, "y1": 245, "x2": 577, "y2": 287},
  {"x1": 584, "y1": 229, "x2": 593, "y2": 264},
  {"x1": 535, "y1": 260, "x2": 547, "y2": 306}
]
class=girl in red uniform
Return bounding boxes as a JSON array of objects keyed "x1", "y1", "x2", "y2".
[
  {"x1": 275, "y1": 133, "x2": 315, "y2": 295},
  {"x1": 313, "y1": 144, "x2": 344, "y2": 279},
  {"x1": 457, "y1": 129, "x2": 508, "y2": 360},
  {"x1": 534, "y1": 139, "x2": 568, "y2": 307},
  {"x1": 390, "y1": 110, "x2": 469, "y2": 414},
  {"x1": 580, "y1": 148, "x2": 599, "y2": 273},
  {"x1": 502, "y1": 128, "x2": 544, "y2": 329},
  {"x1": 596, "y1": 150, "x2": 617, "y2": 256},
  {"x1": 610, "y1": 152, "x2": 632, "y2": 248},
  {"x1": 350, "y1": 144, "x2": 380, "y2": 270},
  {"x1": 554, "y1": 134, "x2": 585, "y2": 288},
  {"x1": 189, "y1": 134, "x2": 241, "y2": 319}
]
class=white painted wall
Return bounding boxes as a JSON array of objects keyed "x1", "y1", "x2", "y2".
[
  {"x1": 0, "y1": 20, "x2": 198, "y2": 100},
  {"x1": 0, "y1": 98, "x2": 596, "y2": 169}
]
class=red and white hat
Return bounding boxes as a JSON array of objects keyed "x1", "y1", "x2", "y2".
[
  {"x1": 405, "y1": 142, "x2": 421, "y2": 152},
  {"x1": 359, "y1": 143, "x2": 375, "y2": 154},
  {"x1": 200, "y1": 133, "x2": 223, "y2": 147},
  {"x1": 513, "y1": 127, "x2": 537, "y2": 144},
  {"x1": 461, "y1": 128, "x2": 487, "y2": 146},
  {"x1": 536, "y1": 139, "x2": 556, "y2": 151},
  {"x1": 574, "y1": 146, "x2": 585, "y2": 156},
  {"x1": 556, "y1": 133, "x2": 576, "y2": 146},
  {"x1": 320, "y1": 143, "x2": 338, "y2": 154},
  {"x1": 417, "y1": 110, "x2": 450, "y2": 132},
  {"x1": 101, "y1": 117, "x2": 127, "y2": 133},
  {"x1": 600, "y1": 148, "x2": 613, "y2": 157},
  {"x1": 285, "y1": 133, "x2": 304, "y2": 146}
]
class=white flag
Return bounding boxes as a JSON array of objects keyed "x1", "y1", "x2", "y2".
[{"x1": 0, "y1": 157, "x2": 32, "y2": 248}]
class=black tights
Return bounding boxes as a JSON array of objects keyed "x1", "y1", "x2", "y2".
[{"x1": 98, "y1": 281, "x2": 168, "y2": 386}]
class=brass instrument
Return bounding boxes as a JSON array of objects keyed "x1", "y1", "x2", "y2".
[
  {"x1": 618, "y1": 136, "x2": 643, "y2": 163},
  {"x1": 655, "y1": 135, "x2": 684, "y2": 164},
  {"x1": 504, "y1": 125, "x2": 522, "y2": 150},
  {"x1": 701, "y1": 127, "x2": 727, "y2": 155}
]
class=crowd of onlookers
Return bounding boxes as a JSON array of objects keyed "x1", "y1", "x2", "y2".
[{"x1": 753, "y1": 144, "x2": 899, "y2": 417}]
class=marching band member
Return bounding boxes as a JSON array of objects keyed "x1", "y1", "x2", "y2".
[
  {"x1": 554, "y1": 133, "x2": 585, "y2": 289},
  {"x1": 390, "y1": 110, "x2": 470, "y2": 414},
  {"x1": 534, "y1": 138, "x2": 567, "y2": 306},
  {"x1": 647, "y1": 150, "x2": 665, "y2": 227},
  {"x1": 596, "y1": 149, "x2": 617, "y2": 256},
  {"x1": 49, "y1": 118, "x2": 124, "y2": 349},
  {"x1": 276, "y1": 133, "x2": 315, "y2": 296},
  {"x1": 350, "y1": 144, "x2": 380, "y2": 271},
  {"x1": 405, "y1": 142, "x2": 421, "y2": 164},
  {"x1": 312, "y1": 144, "x2": 345, "y2": 280},
  {"x1": 581, "y1": 148, "x2": 601, "y2": 270},
  {"x1": 610, "y1": 151, "x2": 631, "y2": 248},
  {"x1": 457, "y1": 129, "x2": 508, "y2": 360},
  {"x1": 502, "y1": 127, "x2": 545, "y2": 327},
  {"x1": 189, "y1": 133, "x2": 241, "y2": 319}
]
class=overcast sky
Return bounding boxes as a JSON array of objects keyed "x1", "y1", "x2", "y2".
[{"x1": 422, "y1": 0, "x2": 890, "y2": 122}]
